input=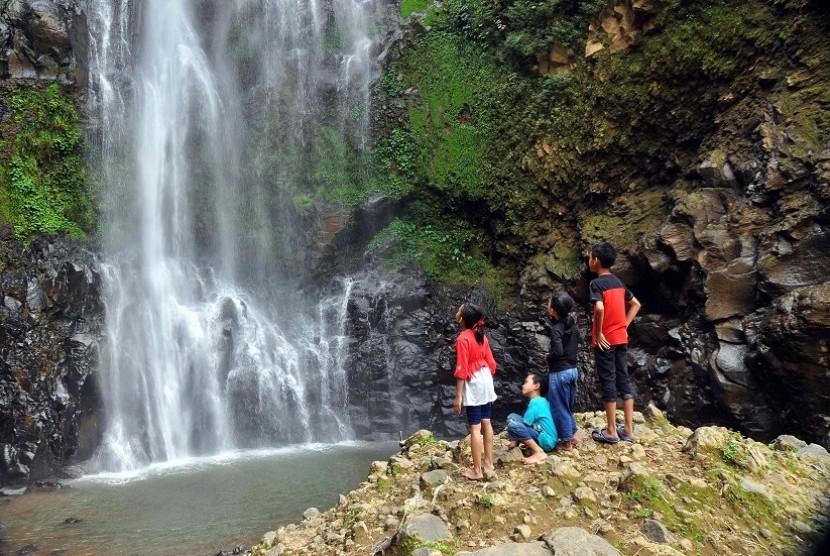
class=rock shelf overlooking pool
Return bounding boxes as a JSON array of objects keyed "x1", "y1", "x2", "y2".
[{"x1": 249, "y1": 406, "x2": 830, "y2": 556}]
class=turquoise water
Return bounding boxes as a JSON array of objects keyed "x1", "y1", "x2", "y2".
[{"x1": 0, "y1": 442, "x2": 397, "y2": 556}]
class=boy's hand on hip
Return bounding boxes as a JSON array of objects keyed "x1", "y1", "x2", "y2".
[
  {"x1": 454, "y1": 397, "x2": 462, "y2": 415},
  {"x1": 597, "y1": 332, "x2": 611, "y2": 350}
]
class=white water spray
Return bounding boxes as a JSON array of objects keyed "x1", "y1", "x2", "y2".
[{"x1": 85, "y1": 0, "x2": 380, "y2": 471}]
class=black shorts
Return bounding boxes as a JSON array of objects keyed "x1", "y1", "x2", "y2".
[
  {"x1": 465, "y1": 403, "x2": 492, "y2": 426},
  {"x1": 594, "y1": 344, "x2": 635, "y2": 402}
]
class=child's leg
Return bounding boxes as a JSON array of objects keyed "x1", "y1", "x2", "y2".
[
  {"x1": 521, "y1": 438, "x2": 546, "y2": 465},
  {"x1": 548, "y1": 372, "x2": 572, "y2": 442},
  {"x1": 595, "y1": 348, "x2": 619, "y2": 440},
  {"x1": 604, "y1": 400, "x2": 619, "y2": 440},
  {"x1": 479, "y1": 403, "x2": 494, "y2": 471},
  {"x1": 466, "y1": 423, "x2": 484, "y2": 479},
  {"x1": 614, "y1": 345, "x2": 636, "y2": 439},
  {"x1": 566, "y1": 369, "x2": 579, "y2": 444},
  {"x1": 463, "y1": 405, "x2": 485, "y2": 480},
  {"x1": 481, "y1": 418, "x2": 494, "y2": 471}
]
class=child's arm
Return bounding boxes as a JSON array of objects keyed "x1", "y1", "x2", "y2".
[
  {"x1": 549, "y1": 325, "x2": 564, "y2": 358},
  {"x1": 454, "y1": 379, "x2": 464, "y2": 415},
  {"x1": 453, "y1": 337, "x2": 470, "y2": 415},
  {"x1": 593, "y1": 301, "x2": 610, "y2": 350},
  {"x1": 625, "y1": 296, "x2": 641, "y2": 327}
]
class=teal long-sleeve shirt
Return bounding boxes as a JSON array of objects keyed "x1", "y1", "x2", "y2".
[{"x1": 523, "y1": 396, "x2": 558, "y2": 451}]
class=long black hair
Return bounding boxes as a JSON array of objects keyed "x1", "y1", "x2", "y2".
[
  {"x1": 459, "y1": 303, "x2": 486, "y2": 344},
  {"x1": 550, "y1": 290, "x2": 576, "y2": 333}
]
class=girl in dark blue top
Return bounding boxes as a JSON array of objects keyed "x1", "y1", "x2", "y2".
[{"x1": 546, "y1": 290, "x2": 580, "y2": 450}]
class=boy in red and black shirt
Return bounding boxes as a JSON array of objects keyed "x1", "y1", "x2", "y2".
[{"x1": 588, "y1": 242, "x2": 641, "y2": 444}]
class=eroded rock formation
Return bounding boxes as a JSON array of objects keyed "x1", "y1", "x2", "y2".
[{"x1": 0, "y1": 232, "x2": 103, "y2": 487}]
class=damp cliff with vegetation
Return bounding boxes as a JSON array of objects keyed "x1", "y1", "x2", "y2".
[{"x1": 335, "y1": 0, "x2": 830, "y2": 448}]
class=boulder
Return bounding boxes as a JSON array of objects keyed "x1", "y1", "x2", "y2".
[
  {"x1": 396, "y1": 513, "x2": 451, "y2": 544},
  {"x1": 26, "y1": 0, "x2": 71, "y2": 58},
  {"x1": 643, "y1": 519, "x2": 669, "y2": 543},
  {"x1": 457, "y1": 542, "x2": 551, "y2": 555},
  {"x1": 540, "y1": 527, "x2": 621, "y2": 556}
]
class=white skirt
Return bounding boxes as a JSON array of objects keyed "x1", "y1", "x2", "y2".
[{"x1": 462, "y1": 366, "x2": 497, "y2": 407}]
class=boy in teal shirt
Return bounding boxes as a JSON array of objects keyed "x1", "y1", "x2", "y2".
[{"x1": 506, "y1": 372, "x2": 558, "y2": 464}]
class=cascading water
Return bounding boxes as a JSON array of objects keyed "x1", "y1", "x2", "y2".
[{"x1": 84, "y1": 0, "x2": 383, "y2": 471}]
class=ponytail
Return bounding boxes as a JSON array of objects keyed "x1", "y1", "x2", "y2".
[
  {"x1": 459, "y1": 303, "x2": 486, "y2": 344},
  {"x1": 550, "y1": 290, "x2": 576, "y2": 334}
]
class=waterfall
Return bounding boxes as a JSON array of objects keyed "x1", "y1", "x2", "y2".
[{"x1": 84, "y1": 0, "x2": 381, "y2": 471}]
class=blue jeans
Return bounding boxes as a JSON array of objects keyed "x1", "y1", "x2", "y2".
[
  {"x1": 506, "y1": 413, "x2": 539, "y2": 442},
  {"x1": 548, "y1": 368, "x2": 578, "y2": 442}
]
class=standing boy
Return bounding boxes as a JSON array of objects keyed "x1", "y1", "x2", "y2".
[
  {"x1": 588, "y1": 242, "x2": 641, "y2": 444},
  {"x1": 506, "y1": 372, "x2": 558, "y2": 464}
]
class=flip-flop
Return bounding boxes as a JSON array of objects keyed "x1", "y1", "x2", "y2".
[
  {"x1": 591, "y1": 428, "x2": 619, "y2": 445},
  {"x1": 617, "y1": 424, "x2": 635, "y2": 443}
]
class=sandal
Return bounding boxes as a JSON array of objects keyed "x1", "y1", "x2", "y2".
[
  {"x1": 616, "y1": 424, "x2": 636, "y2": 443},
  {"x1": 591, "y1": 428, "x2": 619, "y2": 445}
]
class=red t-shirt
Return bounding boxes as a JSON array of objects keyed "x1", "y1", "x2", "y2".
[
  {"x1": 589, "y1": 273, "x2": 634, "y2": 347},
  {"x1": 453, "y1": 329, "x2": 497, "y2": 380}
]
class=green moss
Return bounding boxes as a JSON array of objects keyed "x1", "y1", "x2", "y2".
[
  {"x1": 400, "y1": 0, "x2": 432, "y2": 19},
  {"x1": 724, "y1": 483, "x2": 778, "y2": 521},
  {"x1": 415, "y1": 432, "x2": 438, "y2": 447},
  {"x1": 624, "y1": 474, "x2": 711, "y2": 542},
  {"x1": 399, "y1": 538, "x2": 454, "y2": 556},
  {"x1": 371, "y1": 0, "x2": 829, "y2": 293},
  {"x1": 721, "y1": 434, "x2": 751, "y2": 468},
  {"x1": 0, "y1": 83, "x2": 94, "y2": 239},
  {"x1": 368, "y1": 217, "x2": 513, "y2": 304},
  {"x1": 376, "y1": 477, "x2": 392, "y2": 493},
  {"x1": 633, "y1": 507, "x2": 654, "y2": 518},
  {"x1": 399, "y1": 31, "x2": 495, "y2": 199}
]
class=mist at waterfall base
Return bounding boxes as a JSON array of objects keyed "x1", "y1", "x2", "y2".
[{"x1": 0, "y1": 442, "x2": 396, "y2": 556}]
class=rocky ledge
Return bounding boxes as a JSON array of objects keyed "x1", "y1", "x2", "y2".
[{"x1": 248, "y1": 407, "x2": 830, "y2": 556}]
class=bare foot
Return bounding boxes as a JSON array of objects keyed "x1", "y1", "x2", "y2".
[
  {"x1": 483, "y1": 460, "x2": 495, "y2": 472},
  {"x1": 571, "y1": 431, "x2": 581, "y2": 447},
  {"x1": 507, "y1": 441, "x2": 519, "y2": 450},
  {"x1": 558, "y1": 440, "x2": 573, "y2": 452},
  {"x1": 461, "y1": 468, "x2": 484, "y2": 481},
  {"x1": 522, "y1": 451, "x2": 547, "y2": 465}
]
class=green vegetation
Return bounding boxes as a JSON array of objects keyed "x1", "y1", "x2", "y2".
[
  {"x1": 724, "y1": 483, "x2": 778, "y2": 520},
  {"x1": 400, "y1": 0, "x2": 433, "y2": 19},
  {"x1": 399, "y1": 538, "x2": 454, "y2": 556},
  {"x1": 364, "y1": 0, "x2": 830, "y2": 291},
  {"x1": 415, "y1": 431, "x2": 439, "y2": 447},
  {"x1": 633, "y1": 507, "x2": 654, "y2": 519},
  {"x1": 0, "y1": 83, "x2": 93, "y2": 239},
  {"x1": 478, "y1": 494, "x2": 494, "y2": 508},
  {"x1": 721, "y1": 435, "x2": 750, "y2": 467},
  {"x1": 628, "y1": 476, "x2": 664, "y2": 504}
]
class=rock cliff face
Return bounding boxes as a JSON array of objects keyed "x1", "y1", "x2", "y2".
[
  {"x1": 0, "y1": 0, "x2": 85, "y2": 84},
  {"x1": 0, "y1": 232, "x2": 103, "y2": 487},
  {"x1": 355, "y1": 0, "x2": 830, "y2": 449},
  {"x1": 0, "y1": 0, "x2": 102, "y2": 489}
]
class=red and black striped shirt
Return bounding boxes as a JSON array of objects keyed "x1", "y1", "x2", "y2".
[{"x1": 589, "y1": 273, "x2": 634, "y2": 347}]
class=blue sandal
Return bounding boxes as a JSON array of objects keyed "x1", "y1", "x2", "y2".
[
  {"x1": 591, "y1": 428, "x2": 619, "y2": 445},
  {"x1": 617, "y1": 424, "x2": 635, "y2": 443}
]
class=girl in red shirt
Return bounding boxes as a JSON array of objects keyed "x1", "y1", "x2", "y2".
[{"x1": 453, "y1": 303, "x2": 497, "y2": 480}]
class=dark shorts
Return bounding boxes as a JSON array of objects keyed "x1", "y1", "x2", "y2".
[
  {"x1": 594, "y1": 344, "x2": 635, "y2": 402},
  {"x1": 465, "y1": 403, "x2": 492, "y2": 426}
]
